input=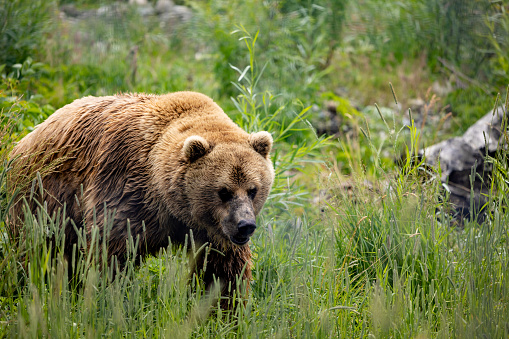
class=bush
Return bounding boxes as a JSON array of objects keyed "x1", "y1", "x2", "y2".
[
  {"x1": 0, "y1": 58, "x2": 54, "y2": 137},
  {"x1": 0, "y1": 0, "x2": 56, "y2": 71}
]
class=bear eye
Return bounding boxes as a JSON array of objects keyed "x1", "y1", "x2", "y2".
[
  {"x1": 247, "y1": 187, "x2": 258, "y2": 200},
  {"x1": 218, "y1": 188, "x2": 233, "y2": 203}
]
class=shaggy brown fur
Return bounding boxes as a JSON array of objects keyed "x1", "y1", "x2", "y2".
[{"x1": 9, "y1": 91, "x2": 274, "y2": 308}]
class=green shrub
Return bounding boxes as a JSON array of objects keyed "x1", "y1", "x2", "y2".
[
  {"x1": 0, "y1": 0, "x2": 56, "y2": 71},
  {"x1": 0, "y1": 58, "x2": 54, "y2": 136}
]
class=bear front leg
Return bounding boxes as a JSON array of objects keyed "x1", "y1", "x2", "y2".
[{"x1": 193, "y1": 244, "x2": 252, "y2": 310}]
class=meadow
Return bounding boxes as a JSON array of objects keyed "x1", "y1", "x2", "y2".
[{"x1": 1, "y1": 0, "x2": 508, "y2": 337}]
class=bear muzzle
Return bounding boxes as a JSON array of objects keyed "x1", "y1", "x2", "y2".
[{"x1": 230, "y1": 219, "x2": 257, "y2": 245}]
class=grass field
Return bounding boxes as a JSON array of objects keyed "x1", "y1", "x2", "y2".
[{"x1": 1, "y1": 0, "x2": 509, "y2": 337}]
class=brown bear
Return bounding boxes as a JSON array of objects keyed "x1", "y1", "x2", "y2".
[{"x1": 9, "y1": 91, "x2": 274, "y2": 308}]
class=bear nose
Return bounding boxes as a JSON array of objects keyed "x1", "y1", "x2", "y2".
[{"x1": 237, "y1": 219, "x2": 257, "y2": 237}]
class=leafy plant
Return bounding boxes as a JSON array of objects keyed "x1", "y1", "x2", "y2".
[
  {"x1": 0, "y1": 0, "x2": 56, "y2": 70},
  {"x1": 0, "y1": 58, "x2": 54, "y2": 136}
]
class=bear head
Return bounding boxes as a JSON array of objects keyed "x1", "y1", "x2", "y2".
[{"x1": 180, "y1": 131, "x2": 274, "y2": 249}]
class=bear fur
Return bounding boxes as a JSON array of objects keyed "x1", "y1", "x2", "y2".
[{"x1": 9, "y1": 91, "x2": 274, "y2": 307}]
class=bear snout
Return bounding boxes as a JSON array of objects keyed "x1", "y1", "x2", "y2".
[
  {"x1": 230, "y1": 219, "x2": 257, "y2": 245},
  {"x1": 238, "y1": 219, "x2": 256, "y2": 236}
]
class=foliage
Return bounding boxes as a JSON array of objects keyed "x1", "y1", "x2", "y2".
[
  {"x1": 356, "y1": 0, "x2": 493, "y2": 75},
  {"x1": 0, "y1": 58, "x2": 54, "y2": 136},
  {"x1": 0, "y1": 0, "x2": 56, "y2": 71},
  {"x1": 445, "y1": 87, "x2": 497, "y2": 134},
  {"x1": 486, "y1": 2, "x2": 509, "y2": 88},
  {"x1": 190, "y1": 0, "x2": 349, "y2": 101}
]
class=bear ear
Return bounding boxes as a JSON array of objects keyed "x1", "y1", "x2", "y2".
[
  {"x1": 249, "y1": 131, "x2": 273, "y2": 158},
  {"x1": 183, "y1": 136, "x2": 210, "y2": 162}
]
